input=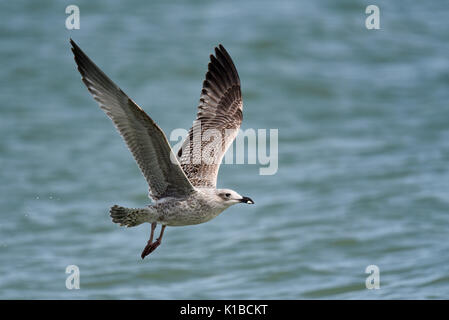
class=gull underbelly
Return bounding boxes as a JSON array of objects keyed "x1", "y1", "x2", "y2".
[{"x1": 152, "y1": 192, "x2": 227, "y2": 226}]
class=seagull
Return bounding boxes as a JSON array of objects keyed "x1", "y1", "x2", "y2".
[{"x1": 70, "y1": 39, "x2": 254, "y2": 259}]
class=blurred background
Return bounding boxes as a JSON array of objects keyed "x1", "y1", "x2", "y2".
[{"x1": 1, "y1": 0, "x2": 449, "y2": 299}]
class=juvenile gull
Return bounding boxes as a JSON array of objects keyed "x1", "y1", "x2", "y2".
[{"x1": 70, "y1": 39, "x2": 254, "y2": 259}]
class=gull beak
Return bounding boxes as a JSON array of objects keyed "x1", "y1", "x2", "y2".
[{"x1": 241, "y1": 196, "x2": 254, "y2": 204}]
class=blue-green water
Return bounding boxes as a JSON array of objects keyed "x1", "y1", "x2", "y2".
[{"x1": 1, "y1": 0, "x2": 449, "y2": 299}]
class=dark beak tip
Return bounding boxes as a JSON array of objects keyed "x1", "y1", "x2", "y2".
[{"x1": 242, "y1": 197, "x2": 254, "y2": 204}]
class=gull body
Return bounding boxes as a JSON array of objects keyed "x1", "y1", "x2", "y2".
[
  {"x1": 70, "y1": 39, "x2": 253, "y2": 258},
  {"x1": 114, "y1": 188, "x2": 252, "y2": 227}
]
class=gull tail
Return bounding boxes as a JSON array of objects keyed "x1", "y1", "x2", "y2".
[{"x1": 110, "y1": 205, "x2": 153, "y2": 227}]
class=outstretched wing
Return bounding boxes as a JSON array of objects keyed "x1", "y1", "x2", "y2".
[
  {"x1": 70, "y1": 39, "x2": 195, "y2": 200},
  {"x1": 177, "y1": 44, "x2": 243, "y2": 188}
]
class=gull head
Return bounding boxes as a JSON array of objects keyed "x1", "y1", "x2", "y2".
[{"x1": 216, "y1": 189, "x2": 254, "y2": 206}]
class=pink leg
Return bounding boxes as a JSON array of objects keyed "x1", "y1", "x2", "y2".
[
  {"x1": 141, "y1": 222, "x2": 157, "y2": 259},
  {"x1": 141, "y1": 224, "x2": 166, "y2": 259}
]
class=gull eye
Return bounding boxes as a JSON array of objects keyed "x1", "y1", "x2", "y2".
[{"x1": 225, "y1": 193, "x2": 231, "y2": 198}]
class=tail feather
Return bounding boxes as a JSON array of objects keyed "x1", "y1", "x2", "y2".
[{"x1": 110, "y1": 205, "x2": 150, "y2": 227}]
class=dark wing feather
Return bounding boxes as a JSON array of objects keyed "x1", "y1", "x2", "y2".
[{"x1": 177, "y1": 44, "x2": 243, "y2": 188}]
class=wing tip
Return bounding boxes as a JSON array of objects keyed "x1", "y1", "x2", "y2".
[
  {"x1": 69, "y1": 38, "x2": 83, "y2": 67},
  {"x1": 213, "y1": 44, "x2": 227, "y2": 60},
  {"x1": 216, "y1": 43, "x2": 225, "y2": 51},
  {"x1": 210, "y1": 43, "x2": 240, "y2": 85},
  {"x1": 70, "y1": 38, "x2": 80, "y2": 53}
]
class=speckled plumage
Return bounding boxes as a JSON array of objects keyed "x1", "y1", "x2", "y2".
[{"x1": 111, "y1": 188, "x2": 230, "y2": 227}]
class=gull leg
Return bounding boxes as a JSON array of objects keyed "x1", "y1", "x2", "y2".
[
  {"x1": 142, "y1": 225, "x2": 166, "y2": 258},
  {"x1": 141, "y1": 222, "x2": 157, "y2": 259}
]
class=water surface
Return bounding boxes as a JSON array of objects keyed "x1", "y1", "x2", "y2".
[{"x1": 1, "y1": 0, "x2": 449, "y2": 299}]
